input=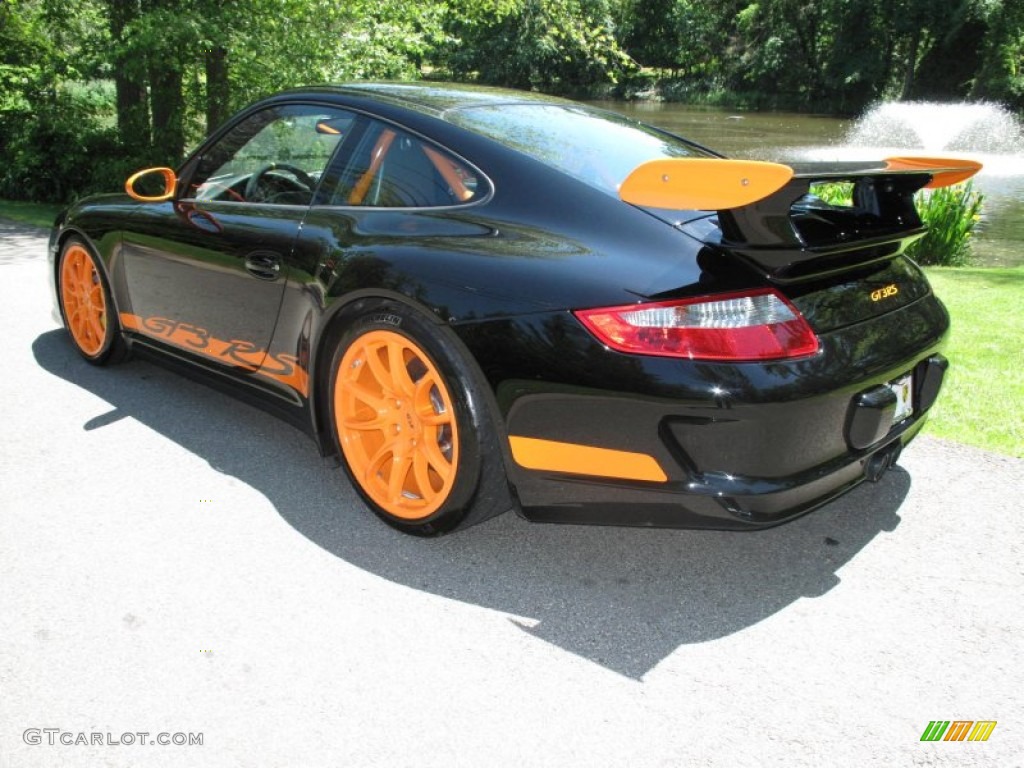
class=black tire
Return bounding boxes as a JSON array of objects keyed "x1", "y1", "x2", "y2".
[
  {"x1": 327, "y1": 301, "x2": 509, "y2": 536},
  {"x1": 57, "y1": 238, "x2": 128, "y2": 366}
]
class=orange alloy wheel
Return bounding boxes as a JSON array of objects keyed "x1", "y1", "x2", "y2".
[
  {"x1": 60, "y1": 244, "x2": 108, "y2": 357},
  {"x1": 333, "y1": 329, "x2": 460, "y2": 520}
]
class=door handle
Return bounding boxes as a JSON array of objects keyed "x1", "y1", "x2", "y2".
[{"x1": 244, "y1": 252, "x2": 281, "y2": 280}]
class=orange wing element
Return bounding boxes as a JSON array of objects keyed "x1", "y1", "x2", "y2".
[
  {"x1": 884, "y1": 156, "x2": 983, "y2": 188},
  {"x1": 348, "y1": 129, "x2": 396, "y2": 205},
  {"x1": 619, "y1": 158, "x2": 795, "y2": 210},
  {"x1": 509, "y1": 436, "x2": 668, "y2": 483}
]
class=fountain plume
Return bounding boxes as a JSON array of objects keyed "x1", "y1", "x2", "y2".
[{"x1": 846, "y1": 102, "x2": 1024, "y2": 154}]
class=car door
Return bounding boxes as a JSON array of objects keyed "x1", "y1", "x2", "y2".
[{"x1": 120, "y1": 103, "x2": 355, "y2": 381}]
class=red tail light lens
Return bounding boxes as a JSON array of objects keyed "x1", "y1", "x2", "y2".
[{"x1": 574, "y1": 289, "x2": 819, "y2": 361}]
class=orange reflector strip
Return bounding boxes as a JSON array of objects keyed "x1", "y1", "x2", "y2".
[
  {"x1": 619, "y1": 158, "x2": 794, "y2": 210},
  {"x1": 509, "y1": 436, "x2": 668, "y2": 482},
  {"x1": 884, "y1": 156, "x2": 982, "y2": 188}
]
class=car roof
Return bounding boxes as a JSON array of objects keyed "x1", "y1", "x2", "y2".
[{"x1": 278, "y1": 82, "x2": 577, "y2": 119}]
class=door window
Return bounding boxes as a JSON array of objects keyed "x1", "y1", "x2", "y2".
[{"x1": 187, "y1": 105, "x2": 355, "y2": 205}]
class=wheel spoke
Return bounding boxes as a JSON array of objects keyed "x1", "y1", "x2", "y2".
[
  {"x1": 86, "y1": 308, "x2": 105, "y2": 343},
  {"x1": 388, "y1": 342, "x2": 417, "y2": 398},
  {"x1": 76, "y1": 255, "x2": 90, "y2": 286},
  {"x1": 388, "y1": 451, "x2": 413, "y2": 503},
  {"x1": 364, "y1": 343, "x2": 395, "y2": 393},
  {"x1": 344, "y1": 380, "x2": 387, "y2": 411},
  {"x1": 340, "y1": 413, "x2": 390, "y2": 432},
  {"x1": 412, "y1": 449, "x2": 437, "y2": 499},
  {"x1": 364, "y1": 434, "x2": 401, "y2": 484},
  {"x1": 419, "y1": 408, "x2": 452, "y2": 428},
  {"x1": 422, "y1": 438, "x2": 454, "y2": 482}
]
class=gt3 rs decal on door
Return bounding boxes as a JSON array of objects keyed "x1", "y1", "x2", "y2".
[{"x1": 119, "y1": 312, "x2": 308, "y2": 396}]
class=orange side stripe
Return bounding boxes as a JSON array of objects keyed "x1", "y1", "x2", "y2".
[
  {"x1": 509, "y1": 436, "x2": 668, "y2": 483},
  {"x1": 119, "y1": 312, "x2": 309, "y2": 396}
]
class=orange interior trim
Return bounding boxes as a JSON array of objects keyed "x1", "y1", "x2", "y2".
[
  {"x1": 348, "y1": 129, "x2": 396, "y2": 205},
  {"x1": 509, "y1": 436, "x2": 668, "y2": 483},
  {"x1": 619, "y1": 158, "x2": 794, "y2": 210},
  {"x1": 422, "y1": 146, "x2": 473, "y2": 201},
  {"x1": 884, "y1": 156, "x2": 983, "y2": 188}
]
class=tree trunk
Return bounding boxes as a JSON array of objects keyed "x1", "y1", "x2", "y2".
[
  {"x1": 902, "y1": 25, "x2": 920, "y2": 99},
  {"x1": 150, "y1": 67, "x2": 185, "y2": 166},
  {"x1": 205, "y1": 46, "x2": 230, "y2": 134},
  {"x1": 107, "y1": 0, "x2": 151, "y2": 155}
]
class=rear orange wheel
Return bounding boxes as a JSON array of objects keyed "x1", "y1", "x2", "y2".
[
  {"x1": 334, "y1": 329, "x2": 460, "y2": 520},
  {"x1": 57, "y1": 240, "x2": 126, "y2": 364},
  {"x1": 327, "y1": 303, "x2": 510, "y2": 535}
]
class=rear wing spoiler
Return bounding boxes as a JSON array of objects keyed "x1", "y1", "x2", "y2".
[
  {"x1": 619, "y1": 156, "x2": 982, "y2": 211},
  {"x1": 619, "y1": 156, "x2": 982, "y2": 282}
]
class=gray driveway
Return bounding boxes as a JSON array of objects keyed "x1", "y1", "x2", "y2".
[{"x1": 2, "y1": 223, "x2": 1022, "y2": 767}]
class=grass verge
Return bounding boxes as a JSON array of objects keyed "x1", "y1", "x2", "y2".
[
  {"x1": 0, "y1": 200, "x2": 63, "y2": 229},
  {"x1": 925, "y1": 266, "x2": 1023, "y2": 458}
]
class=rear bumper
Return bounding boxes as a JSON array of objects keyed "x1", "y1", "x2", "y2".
[
  {"x1": 512, "y1": 408, "x2": 927, "y2": 530},
  {"x1": 482, "y1": 294, "x2": 949, "y2": 530}
]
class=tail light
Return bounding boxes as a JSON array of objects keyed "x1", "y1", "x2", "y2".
[{"x1": 574, "y1": 288, "x2": 819, "y2": 361}]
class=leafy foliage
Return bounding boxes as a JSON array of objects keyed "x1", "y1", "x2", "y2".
[
  {"x1": 0, "y1": 0, "x2": 1021, "y2": 204},
  {"x1": 442, "y1": 0, "x2": 634, "y2": 91},
  {"x1": 907, "y1": 183, "x2": 985, "y2": 267}
]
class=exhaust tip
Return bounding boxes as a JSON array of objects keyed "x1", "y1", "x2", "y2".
[{"x1": 865, "y1": 443, "x2": 902, "y2": 482}]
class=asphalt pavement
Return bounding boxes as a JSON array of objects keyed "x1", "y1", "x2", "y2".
[{"x1": 2, "y1": 222, "x2": 1022, "y2": 767}]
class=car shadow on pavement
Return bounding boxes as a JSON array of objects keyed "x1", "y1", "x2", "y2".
[{"x1": 34, "y1": 330, "x2": 910, "y2": 679}]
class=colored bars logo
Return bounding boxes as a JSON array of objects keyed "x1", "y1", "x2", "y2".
[{"x1": 920, "y1": 720, "x2": 997, "y2": 742}]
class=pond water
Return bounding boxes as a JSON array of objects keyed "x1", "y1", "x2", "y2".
[{"x1": 587, "y1": 100, "x2": 1024, "y2": 267}]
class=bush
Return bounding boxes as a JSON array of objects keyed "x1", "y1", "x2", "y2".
[
  {"x1": 808, "y1": 181, "x2": 984, "y2": 267},
  {"x1": 907, "y1": 183, "x2": 984, "y2": 267},
  {"x1": 0, "y1": 82, "x2": 130, "y2": 204}
]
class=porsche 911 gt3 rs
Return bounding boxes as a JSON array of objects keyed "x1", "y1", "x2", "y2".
[{"x1": 48, "y1": 82, "x2": 977, "y2": 535}]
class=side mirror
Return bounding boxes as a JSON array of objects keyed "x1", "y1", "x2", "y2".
[{"x1": 125, "y1": 167, "x2": 177, "y2": 202}]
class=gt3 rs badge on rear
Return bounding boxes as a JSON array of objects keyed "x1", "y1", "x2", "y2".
[{"x1": 871, "y1": 283, "x2": 899, "y2": 302}]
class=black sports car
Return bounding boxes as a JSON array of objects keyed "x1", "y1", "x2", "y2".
[{"x1": 48, "y1": 82, "x2": 979, "y2": 535}]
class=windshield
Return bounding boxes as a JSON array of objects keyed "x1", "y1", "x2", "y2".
[{"x1": 447, "y1": 103, "x2": 717, "y2": 195}]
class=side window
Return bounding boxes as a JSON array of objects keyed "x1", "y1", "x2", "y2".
[
  {"x1": 186, "y1": 105, "x2": 355, "y2": 205},
  {"x1": 329, "y1": 121, "x2": 483, "y2": 208}
]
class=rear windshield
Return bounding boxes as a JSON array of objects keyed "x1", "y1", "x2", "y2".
[{"x1": 447, "y1": 104, "x2": 716, "y2": 195}]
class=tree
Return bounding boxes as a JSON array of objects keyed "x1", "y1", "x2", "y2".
[{"x1": 442, "y1": 0, "x2": 634, "y2": 91}]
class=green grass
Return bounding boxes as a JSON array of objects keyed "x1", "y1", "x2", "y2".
[
  {"x1": 0, "y1": 199, "x2": 63, "y2": 229},
  {"x1": 925, "y1": 266, "x2": 1024, "y2": 457}
]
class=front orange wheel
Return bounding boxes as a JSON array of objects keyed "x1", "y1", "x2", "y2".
[
  {"x1": 334, "y1": 329, "x2": 460, "y2": 521},
  {"x1": 57, "y1": 240, "x2": 125, "y2": 364}
]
